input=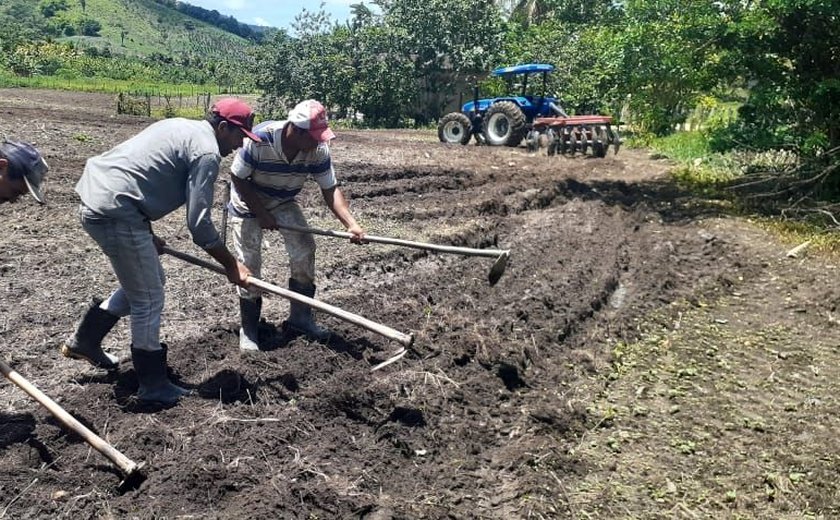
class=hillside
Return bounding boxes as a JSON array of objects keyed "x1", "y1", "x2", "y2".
[
  {"x1": 0, "y1": 0, "x2": 261, "y2": 61},
  {"x1": 59, "y1": 0, "x2": 258, "y2": 60},
  {"x1": 0, "y1": 0, "x2": 263, "y2": 90}
]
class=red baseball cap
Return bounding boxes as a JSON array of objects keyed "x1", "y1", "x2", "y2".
[
  {"x1": 211, "y1": 98, "x2": 261, "y2": 142},
  {"x1": 288, "y1": 99, "x2": 336, "y2": 142}
]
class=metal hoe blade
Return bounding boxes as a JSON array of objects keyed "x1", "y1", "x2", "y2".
[{"x1": 488, "y1": 251, "x2": 510, "y2": 286}]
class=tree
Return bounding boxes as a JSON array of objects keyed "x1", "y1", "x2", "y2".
[
  {"x1": 617, "y1": 0, "x2": 730, "y2": 134},
  {"x1": 716, "y1": 0, "x2": 840, "y2": 152},
  {"x1": 38, "y1": 0, "x2": 68, "y2": 18},
  {"x1": 77, "y1": 17, "x2": 101, "y2": 37},
  {"x1": 382, "y1": 0, "x2": 505, "y2": 123}
]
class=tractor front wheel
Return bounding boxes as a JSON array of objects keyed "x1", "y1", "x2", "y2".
[
  {"x1": 482, "y1": 101, "x2": 527, "y2": 147},
  {"x1": 438, "y1": 112, "x2": 472, "y2": 145}
]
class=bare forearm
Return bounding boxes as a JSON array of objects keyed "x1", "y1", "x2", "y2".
[
  {"x1": 204, "y1": 243, "x2": 238, "y2": 271},
  {"x1": 323, "y1": 187, "x2": 358, "y2": 229}
]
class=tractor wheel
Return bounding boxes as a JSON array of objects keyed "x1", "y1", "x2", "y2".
[
  {"x1": 482, "y1": 101, "x2": 527, "y2": 147},
  {"x1": 437, "y1": 112, "x2": 472, "y2": 145}
]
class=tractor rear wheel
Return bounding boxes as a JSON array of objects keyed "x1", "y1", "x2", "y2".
[
  {"x1": 438, "y1": 112, "x2": 472, "y2": 145},
  {"x1": 482, "y1": 101, "x2": 527, "y2": 147}
]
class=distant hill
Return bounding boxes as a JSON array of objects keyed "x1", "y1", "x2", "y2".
[
  {"x1": 55, "y1": 0, "x2": 259, "y2": 61},
  {"x1": 0, "y1": 0, "x2": 265, "y2": 91}
]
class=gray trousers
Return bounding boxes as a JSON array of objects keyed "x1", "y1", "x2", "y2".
[
  {"x1": 79, "y1": 204, "x2": 165, "y2": 351},
  {"x1": 230, "y1": 200, "x2": 316, "y2": 300}
]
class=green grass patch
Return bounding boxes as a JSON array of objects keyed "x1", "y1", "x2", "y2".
[
  {"x1": 0, "y1": 71, "x2": 236, "y2": 97},
  {"x1": 633, "y1": 131, "x2": 739, "y2": 195},
  {"x1": 649, "y1": 131, "x2": 712, "y2": 162},
  {"x1": 751, "y1": 218, "x2": 840, "y2": 256}
]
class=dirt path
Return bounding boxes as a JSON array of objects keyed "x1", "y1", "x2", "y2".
[{"x1": 0, "y1": 89, "x2": 837, "y2": 519}]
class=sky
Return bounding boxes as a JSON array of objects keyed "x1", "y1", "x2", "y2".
[{"x1": 181, "y1": 0, "x2": 358, "y2": 31}]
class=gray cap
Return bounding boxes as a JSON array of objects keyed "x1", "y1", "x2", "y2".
[{"x1": 1, "y1": 140, "x2": 48, "y2": 204}]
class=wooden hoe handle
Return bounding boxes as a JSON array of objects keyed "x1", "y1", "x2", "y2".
[
  {"x1": 0, "y1": 359, "x2": 140, "y2": 477},
  {"x1": 274, "y1": 223, "x2": 510, "y2": 259},
  {"x1": 162, "y1": 247, "x2": 414, "y2": 347}
]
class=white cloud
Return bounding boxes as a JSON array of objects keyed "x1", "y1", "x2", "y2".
[{"x1": 253, "y1": 17, "x2": 271, "y2": 26}]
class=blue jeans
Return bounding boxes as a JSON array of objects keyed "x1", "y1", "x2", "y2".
[{"x1": 79, "y1": 204, "x2": 165, "y2": 351}]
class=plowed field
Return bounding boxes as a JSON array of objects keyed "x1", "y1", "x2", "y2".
[{"x1": 1, "y1": 89, "x2": 837, "y2": 519}]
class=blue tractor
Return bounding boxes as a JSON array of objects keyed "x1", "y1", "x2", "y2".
[
  {"x1": 438, "y1": 63, "x2": 566, "y2": 147},
  {"x1": 438, "y1": 63, "x2": 619, "y2": 157}
]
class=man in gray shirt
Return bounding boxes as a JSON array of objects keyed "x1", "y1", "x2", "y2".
[{"x1": 64, "y1": 98, "x2": 259, "y2": 406}]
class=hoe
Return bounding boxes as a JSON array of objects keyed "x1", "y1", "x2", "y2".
[
  {"x1": 162, "y1": 247, "x2": 413, "y2": 370},
  {"x1": 0, "y1": 359, "x2": 145, "y2": 490},
  {"x1": 271, "y1": 223, "x2": 510, "y2": 287}
]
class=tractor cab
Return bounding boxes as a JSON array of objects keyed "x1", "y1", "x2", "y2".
[{"x1": 482, "y1": 63, "x2": 558, "y2": 120}]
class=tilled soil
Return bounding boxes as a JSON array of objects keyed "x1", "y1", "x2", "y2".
[{"x1": 0, "y1": 89, "x2": 837, "y2": 519}]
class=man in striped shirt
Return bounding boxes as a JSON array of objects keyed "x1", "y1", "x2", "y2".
[{"x1": 229, "y1": 99, "x2": 365, "y2": 350}]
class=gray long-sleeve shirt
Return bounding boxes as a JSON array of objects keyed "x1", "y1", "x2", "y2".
[{"x1": 76, "y1": 118, "x2": 223, "y2": 249}]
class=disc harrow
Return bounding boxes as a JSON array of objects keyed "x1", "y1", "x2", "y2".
[{"x1": 532, "y1": 115, "x2": 620, "y2": 158}]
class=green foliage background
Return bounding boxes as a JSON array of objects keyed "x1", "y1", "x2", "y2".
[{"x1": 1, "y1": 0, "x2": 838, "y2": 158}]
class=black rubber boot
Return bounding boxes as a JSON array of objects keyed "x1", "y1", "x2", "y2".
[
  {"x1": 62, "y1": 299, "x2": 120, "y2": 370},
  {"x1": 131, "y1": 347, "x2": 189, "y2": 405},
  {"x1": 287, "y1": 279, "x2": 331, "y2": 341},
  {"x1": 239, "y1": 297, "x2": 262, "y2": 351}
]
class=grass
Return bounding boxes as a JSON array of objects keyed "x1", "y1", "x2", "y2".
[
  {"x1": 57, "y1": 0, "x2": 254, "y2": 59},
  {"x1": 751, "y1": 218, "x2": 840, "y2": 255},
  {"x1": 633, "y1": 130, "x2": 840, "y2": 256},
  {"x1": 630, "y1": 131, "x2": 738, "y2": 195},
  {"x1": 0, "y1": 72, "x2": 234, "y2": 97}
]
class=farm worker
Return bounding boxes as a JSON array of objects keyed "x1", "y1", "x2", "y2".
[
  {"x1": 0, "y1": 140, "x2": 48, "y2": 204},
  {"x1": 228, "y1": 99, "x2": 365, "y2": 350},
  {"x1": 63, "y1": 98, "x2": 259, "y2": 405}
]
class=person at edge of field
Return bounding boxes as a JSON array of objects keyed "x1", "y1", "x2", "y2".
[
  {"x1": 229, "y1": 99, "x2": 365, "y2": 351},
  {"x1": 0, "y1": 140, "x2": 48, "y2": 205},
  {"x1": 62, "y1": 98, "x2": 259, "y2": 406}
]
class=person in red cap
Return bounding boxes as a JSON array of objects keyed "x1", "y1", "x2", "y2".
[
  {"x1": 64, "y1": 98, "x2": 259, "y2": 406},
  {"x1": 227, "y1": 99, "x2": 365, "y2": 350},
  {"x1": 0, "y1": 140, "x2": 48, "y2": 204}
]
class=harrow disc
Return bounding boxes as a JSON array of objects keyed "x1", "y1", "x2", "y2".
[
  {"x1": 580, "y1": 125, "x2": 590, "y2": 155},
  {"x1": 557, "y1": 129, "x2": 568, "y2": 155},
  {"x1": 525, "y1": 129, "x2": 539, "y2": 152},
  {"x1": 592, "y1": 126, "x2": 608, "y2": 158},
  {"x1": 545, "y1": 129, "x2": 557, "y2": 156},
  {"x1": 568, "y1": 129, "x2": 577, "y2": 157}
]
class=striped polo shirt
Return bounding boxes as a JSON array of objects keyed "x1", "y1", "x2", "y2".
[{"x1": 229, "y1": 120, "x2": 337, "y2": 216}]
